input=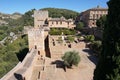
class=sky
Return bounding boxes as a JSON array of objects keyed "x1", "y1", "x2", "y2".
[{"x1": 0, "y1": 0, "x2": 109, "y2": 14}]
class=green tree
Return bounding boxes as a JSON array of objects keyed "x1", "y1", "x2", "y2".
[
  {"x1": 96, "y1": 15, "x2": 107, "y2": 29},
  {"x1": 75, "y1": 22, "x2": 84, "y2": 31},
  {"x1": 62, "y1": 51, "x2": 80, "y2": 68},
  {"x1": 94, "y1": 0, "x2": 120, "y2": 80},
  {"x1": 84, "y1": 35, "x2": 95, "y2": 42},
  {"x1": 89, "y1": 41, "x2": 102, "y2": 56},
  {"x1": 23, "y1": 9, "x2": 35, "y2": 26}
]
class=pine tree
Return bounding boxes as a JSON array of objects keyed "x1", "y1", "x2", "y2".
[{"x1": 94, "y1": 0, "x2": 120, "y2": 80}]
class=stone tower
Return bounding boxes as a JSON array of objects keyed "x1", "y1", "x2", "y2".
[
  {"x1": 34, "y1": 10, "x2": 48, "y2": 29},
  {"x1": 28, "y1": 29, "x2": 44, "y2": 51},
  {"x1": 28, "y1": 10, "x2": 49, "y2": 57}
]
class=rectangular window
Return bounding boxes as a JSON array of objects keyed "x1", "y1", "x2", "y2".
[
  {"x1": 56, "y1": 21, "x2": 58, "y2": 24},
  {"x1": 60, "y1": 21, "x2": 62, "y2": 24},
  {"x1": 52, "y1": 22, "x2": 54, "y2": 24},
  {"x1": 68, "y1": 22, "x2": 69, "y2": 25}
]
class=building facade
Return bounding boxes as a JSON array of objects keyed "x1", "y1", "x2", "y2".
[
  {"x1": 34, "y1": 10, "x2": 75, "y2": 29},
  {"x1": 80, "y1": 6, "x2": 108, "y2": 28},
  {"x1": 48, "y1": 17, "x2": 75, "y2": 29}
]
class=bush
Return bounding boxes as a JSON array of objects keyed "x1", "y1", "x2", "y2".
[
  {"x1": 89, "y1": 41, "x2": 102, "y2": 56},
  {"x1": 49, "y1": 28, "x2": 76, "y2": 35},
  {"x1": 57, "y1": 37, "x2": 63, "y2": 44},
  {"x1": 62, "y1": 51, "x2": 80, "y2": 68},
  {"x1": 84, "y1": 35, "x2": 95, "y2": 42},
  {"x1": 75, "y1": 22, "x2": 84, "y2": 31},
  {"x1": 66, "y1": 36, "x2": 74, "y2": 43}
]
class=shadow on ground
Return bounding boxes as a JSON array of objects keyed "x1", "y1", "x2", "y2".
[
  {"x1": 14, "y1": 73, "x2": 23, "y2": 80},
  {"x1": 51, "y1": 60, "x2": 66, "y2": 72},
  {"x1": 82, "y1": 48, "x2": 98, "y2": 65},
  {"x1": 16, "y1": 48, "x2": 29, "y2": 61}
]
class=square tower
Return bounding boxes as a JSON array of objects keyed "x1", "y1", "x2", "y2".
[
  {"x1": 34, "y1": 10, "x2": 48, "y2": 29},
  {"x1": 28, "y1": 28, "x2": 44, "y2": 52}
]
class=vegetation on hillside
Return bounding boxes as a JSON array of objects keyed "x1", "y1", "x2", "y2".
[
  {"x1": 94, "y1": 0, "x2": 120, "y2": 80},
  {"x1": 0, "y1": 9, "x2": 31, "y2": 78},
  {"x1": 0, "y1": 35, "x2": 28, "y2": 78},
  {"x1": 22, "y1": 9, "x2": 35, "y2": 26},
  {"x1": 41, "y1": 8, "x2": 79, "y2": 19},
  {"x1": 0, "y1": 25, "x2": 23, "y2": 41}
]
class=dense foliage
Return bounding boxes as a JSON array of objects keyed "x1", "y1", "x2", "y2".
[
  {"x1": 0, "y1": 25, "x2": 23, "y2": 41},
  {"x1": 84, "y1": 35, "x2": 95, "y2": 42},
  {"x1": 49, "y1": 28, "x2": 76, "y2": 35},
  {"x1": 75, "y1": 22, "x2": 84, "y2": 31},
  {"x1": 88, "y1": 41, "x2": 102, "y2": 57},
  {"x1": 94, "y1": 0, "x2": 120, "y2": 80},
  {"x1": 62, "y1": 51, "x2": 80, "y2": 68},
  {"x1": 41, "y1": 8, "x2": 79, "y2": 19},
  {"x1": 96, "y1": 15, "x2": 106, "y2": 29},
  {"x1": 22, "y1": 9, "x2": 35, "y2": 26},
  {"x1": 66, "y1": 36, "x2": 74, "y2": 43},
  {"x1": 0, "y1": 35, "x2": 28, "y2": 78}
]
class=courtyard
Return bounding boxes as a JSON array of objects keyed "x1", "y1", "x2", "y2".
[{"x1": 42, "y1": 35, "x2": 98, "y2": 80}]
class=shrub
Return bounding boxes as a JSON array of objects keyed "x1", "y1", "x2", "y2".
[
  {"x1": 84, "y1": 35, "x2": 95, "y2": 42},
  {"x1": 89, "y1": 41, "x2": 102, "y2": 56},
  {"x1": 49, "y1": 28, "x2": 76, "y2": 35},
  {"x1": 66, "y1": 36, "x2": 74, "y2": 43},
  {"x1": 62, "y1": 51, "x2": 80, "y2": 68}
]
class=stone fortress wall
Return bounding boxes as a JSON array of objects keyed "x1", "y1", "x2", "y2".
[{"x1": 0, "y1": 10, "x2": 56, "y2": 80}]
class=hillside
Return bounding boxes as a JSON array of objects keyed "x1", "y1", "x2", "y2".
[
  {"x1": 41, "y1": 8, "x2": 79, "y2": 19},
  {"x1": 0, "y1": 12, "x2": 22, "y2": 25}
]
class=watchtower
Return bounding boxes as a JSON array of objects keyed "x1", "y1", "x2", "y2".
[{"x1": 34, "y1": 10, "x2": 48, "y2": 29}]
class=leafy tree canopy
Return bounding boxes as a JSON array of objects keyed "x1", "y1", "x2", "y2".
[
  {"x1": 94, "y1": 0, "x2": 120, "y2": 80},
  {"x1": 75, "y1": 22, "x2": 84, "y2": 31},
  {"x1": 96, "y1": 15, "x2": 107, "y2": 29},
  {"x1": 62, "y1": 51, "x2": 80, "y2": 68},
  {"x1": 41, "y1": 8, "x2": 79, "y2": 19}
]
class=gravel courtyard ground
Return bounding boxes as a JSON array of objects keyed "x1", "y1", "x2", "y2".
[{"x1": 46, "y1": 41, "x2": 98, "y2": 80}]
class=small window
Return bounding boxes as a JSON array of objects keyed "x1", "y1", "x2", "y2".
[
  {"x1": 56, "y1": 21, "x2": 58, "y2": 24},
  {"x1": 35, "y1": 45, "x2": 37, "y2": 49},
  {"x1": 60, "y1": 21, "x2": 62, "y2": 24},
  {"x1": 38, "y1": 51, "x2": 40, "y2": 55},
  {"x1": 68, "y1": 22, "x2": 69, "y2": 25}
]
